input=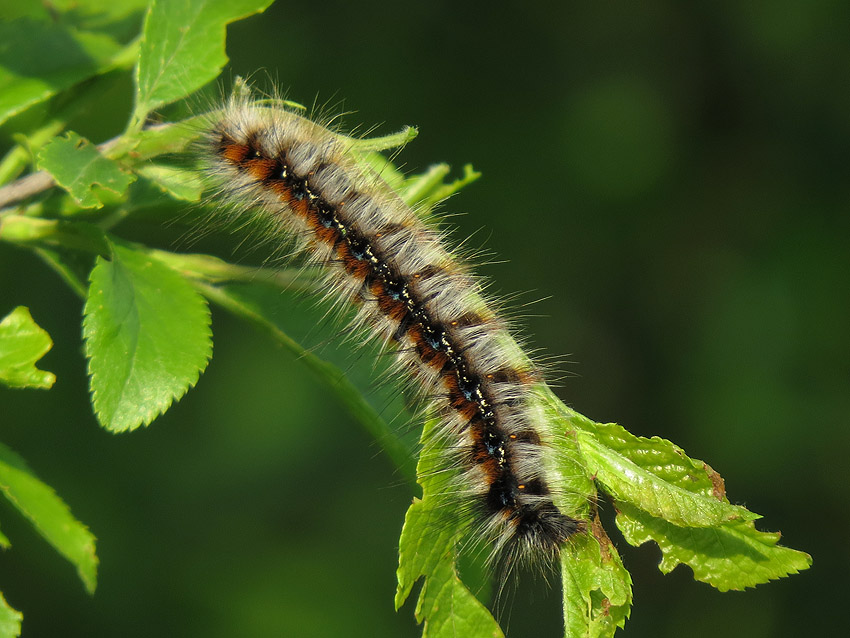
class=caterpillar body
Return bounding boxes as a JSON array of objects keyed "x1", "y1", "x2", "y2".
[{"x1": 199, "y1": 91, "x2": 583, "y2": 567}]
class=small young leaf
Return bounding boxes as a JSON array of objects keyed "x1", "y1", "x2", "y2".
[
  {"x1": 0, "y1": 442, "x2": 98, "y2": 593},
  {"x1": 0, "y1": 19, "x2": 123, "y2": 126},
  {"x1": 0, "y1": 592, "x2": 22, "y2": 638},
  {"x1": 405, "y1": 164, "x2": 482, "y2": 213},
  {"x1": 615, "y1": 502, "x2": 812, "y2": 592},
  {"x1": 37, "y1": 132, "x2": 135, "y2": 209},
  {"x1": 0, "y1": 306, "x2": 56, "y2": 389},
  {"x1": 133, "y1": 0, "x2": 274, "y2": 123},
  {"x1": 83, "y1": 242, "x2": 212, "y2": 432}
]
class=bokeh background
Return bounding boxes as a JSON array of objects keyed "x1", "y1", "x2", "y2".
[{"x1": 1, "y1": 1, "x2": 848, "y2": 636}]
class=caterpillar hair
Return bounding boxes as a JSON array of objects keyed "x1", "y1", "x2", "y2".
[{"x1": 197, "y1": 86, "x2": 584, "y2": 570}]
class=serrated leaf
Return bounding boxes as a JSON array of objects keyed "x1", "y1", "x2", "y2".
[
  {"x1": 0, "y1": 592, "x2": 22, "y2": 638},
  {"x1": 395, "y1": 410, "x2": 502, "y2": 636},
  {"x1": 0, "y1": 19, "x2": 123, "y2": 126},
  {"x1": 576, "y1": 429, "x2": 756, "y2": 527},
  {"x1": 37, "y1": 132, "x2": 135, "y2": 209},
  {"x1": 83, "y1": 242, "x2": 212, "y2": 432},
  {"x1": 561, "y1": 525, "x2": 632, "y2": 638},
  {"x1": 0, "y1": 307, "x2": 56, "y2": 389},
  {"x1": 615, "y1": 502, "x2": 811, "y2": 592},
  {"x1": 133, "y1": 0, "x2": 273, "y2": 123},
  {"x1": 397, "y1": 497, "x2": 501, "y2": 638},
  {"x1": 395, "y1": 497, "x2": 458, "y2": 610},
  {"x1": 0, "y1": 442, "x2": 98, "y2": 593},
  {"x1": 417, "y1": 555, "x2": 504, "y2": 638}
]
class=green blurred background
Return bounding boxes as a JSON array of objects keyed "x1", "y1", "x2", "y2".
[{"x1": 1, "y1": 1, "x2": 848, "y2": 636}]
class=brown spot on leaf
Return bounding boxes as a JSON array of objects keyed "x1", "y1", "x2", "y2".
[{"x1": 704, "y1": 462, "x2": 727, "y2": 501}]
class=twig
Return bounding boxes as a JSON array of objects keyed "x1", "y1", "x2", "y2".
[{"x1": 0, "y1": 171, "x2": 55, "y2": 209}]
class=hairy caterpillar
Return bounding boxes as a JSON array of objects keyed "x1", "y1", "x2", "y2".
[{"x1": 198, "y1": 89, "x2": 584, "y2": 568}]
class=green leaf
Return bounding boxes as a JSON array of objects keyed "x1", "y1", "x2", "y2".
[
  {"x1": 402, "y1": 164, "x2": 481, "y2": 213},
  {"x1": 0, "y1": 307, "x2": 56, "y2": 389},
  {"x1": 417, "y1": 553, "x2": 504, "y2": 638},
  {"x1": 583, "y1": 420, "x2": 728, "y2": 499},
  {"x1": 37, "y1": 132, "x2": 135, "y2": 209},
  {"x1": 126, "y1": 117, "x2": 205, "y2": 160},
  {"x1": 534, "y1": 387, "x2": 599, "y2": 517},
  {"x1": 395, "y1": 497, "x2": 458, "y2": 611},
  {"x1": 394, "y1": 404, "x2": 504, "y2": 637},
  {"x1": 576, "y1": 428, "x2": 757, "y2": 527},
  {"x1": 616, "y1": 502, "x2": 811, "y2": 591},
  {"x1": 396, "y1": 496, "x2": 503, "y2": 638},
  {"x1": 136, "y1": 163, "x2": 203, "y2": 201},
  {"x1": 561, "y1": 525, "x2": 632, "y2": 638},
  {"x1": 0, "y1": 0, "x2": 148, "y2": 33},
  {"x1": 83, "y1": 242, "x2": 212, "y2": 432},
  {"x1": 0, "y1": 442, "x2": 98, "y2": 593},
  {"x1": 0, "y1": 19, "x2": 123, "y2": 126},
  {"x1": 132, "y1": 0, "x2": 274, "y2": 124},
  {"x1": 52, "y1": 0, "x2": 150, "y2": 42},
  {"x1": 0, "y1": 592, "x2": 22, "y2": 638}
]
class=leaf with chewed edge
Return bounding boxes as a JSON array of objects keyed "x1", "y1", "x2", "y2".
[
  {"x1": 561, "y1": 526, "x2": 632, "y2": 638},
  {"x1": 396, "y1": 411, "x2": 503, "y2": 638},
  {"x1": 37, "y1": 132, "x2": 135, "y2": 209},
  {"x1": 615, "y1": 502, "x2": 812, "y2": 592},
  {"x1": 133, "y1": 0, "x2": 274, "y2": 125},
  {"x1": 0, "y1": 442, "x2": 97, "y2": 593},
  {"x1": 396, "y1": 497, "x2": 504, "y2": 638},
  {"x1": 0, "y1": 307, "x2": 55, "y2": 389},
  {"x1": 83, "y1": 242, "x2": 212, "y2": 432}
]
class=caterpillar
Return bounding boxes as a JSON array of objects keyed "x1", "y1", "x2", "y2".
[{"x1": 198, "y1": 89, "x2": 584, "y2": 568}]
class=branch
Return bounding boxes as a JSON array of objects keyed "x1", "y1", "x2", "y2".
[{"x1": 0, "y1": 171, "x2": 54, "y2": 209}]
